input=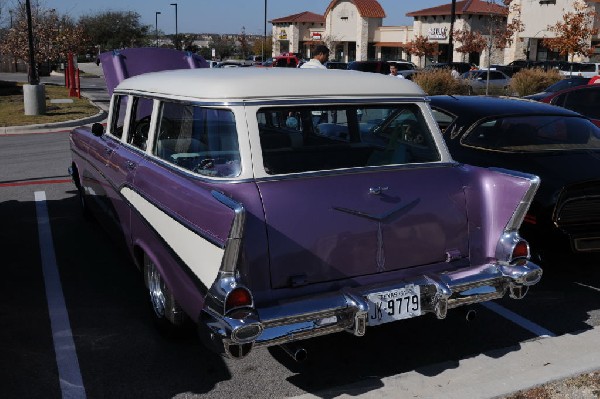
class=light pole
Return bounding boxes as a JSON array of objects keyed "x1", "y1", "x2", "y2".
[
  {"x1": 25, "y1": 0, "x2": 38, "y2": 85},
  {"x1": 263, "y1": 0, "x2": 267, "y2": 61},
  {"x1": 170, "y1": 3, "x2": 178, "y2": 49},
  {"x1": 448, "y1": 0, "x2": 456, "y2": 63},
  {"x1": 155, "y1": 11, "x2": 161, "y2": 47}
]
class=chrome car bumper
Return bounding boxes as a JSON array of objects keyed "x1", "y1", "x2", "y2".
[{"x1": 197, "y1": 260, "x2": 542, "y2": 359}]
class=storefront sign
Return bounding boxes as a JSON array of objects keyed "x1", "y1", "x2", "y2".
[
  {"x1": 312, "y1": 32, "x2": 322, "y2": 40},
  {"x1": 279, "y1": 29, "x2": 288, "y2": 40},
  {"x1": 428, "y1": 27, "x2": 448, "y2": 40}
]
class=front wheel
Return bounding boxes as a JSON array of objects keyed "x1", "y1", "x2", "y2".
[{"x1": 143, "y1": 254, "x2": 188, "y2": 332}]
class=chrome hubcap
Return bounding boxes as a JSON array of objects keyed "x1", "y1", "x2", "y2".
[{"x1": 146, "y1": 259, "x2": 166, "y2": 318}]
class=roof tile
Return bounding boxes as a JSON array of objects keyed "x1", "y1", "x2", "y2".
[
  {"x1": 406, "y1": 0, "x2": 507, "y2": 17},
  {"x1": 270, "y1": 11, "x2": 325, "y2": 24},
  {"x1": 325, "y1": 0, "x2": 386, "y2": 19}
]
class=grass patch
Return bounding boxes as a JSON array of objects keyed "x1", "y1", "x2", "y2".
[{"x1": 0, "y1": 81, "x2": 99, "y2": 127}]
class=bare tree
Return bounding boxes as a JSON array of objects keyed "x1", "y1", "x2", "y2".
[
  {"x1": 320, "y1": 33, "x2": 341, "y2": 59},
  {"x1": 0, "y1": 4, "x2": 88, "y2": 72},
  {"x1": 251, "y1": 36, "x2": 272, "y2": 59},
  {"x1": 407, "y1": 35, "x2": 438, "y2": 68},
  {"x1": 237, "y1": 26, "x2": 251, "y2": 59},
  {"x1": 479, "y1": 0, "x2": 524, "y2": 94},
  {"x1": 453, "y1": 28, "x2": 487, "y2": 62},
  {"x1": 542, "y1": 0, "x2": 598, "y2": 66}
]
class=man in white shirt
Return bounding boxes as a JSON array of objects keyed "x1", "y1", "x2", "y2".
[
  {"x1": 300, "y1": 45, "x2": 330, "y2": 69},
  {"x1": 389, "y1": 64, "x2": 405, "y2": 79}
]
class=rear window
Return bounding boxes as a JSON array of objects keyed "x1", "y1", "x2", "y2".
[
  {"x1": 257, "y1": 104, "x2": 440, "y2": 174},
  {"x1": 462, "y1": 115, "x2": 600, "y2": 152}
]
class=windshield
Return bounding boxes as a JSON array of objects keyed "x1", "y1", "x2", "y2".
[
  {"x1": 257, "y1": 104, "x2": 441, "y2": 174},
  {"x1": 462, "y1": 115, "x2": 600, "y2": 152},
  {"x1": 547, "y1": 78, "x2": 589, "y2": 92}
]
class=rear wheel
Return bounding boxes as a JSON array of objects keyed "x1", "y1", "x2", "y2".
[{"x1": 143, "y1": 253, "x2": 188, "y2": 332}]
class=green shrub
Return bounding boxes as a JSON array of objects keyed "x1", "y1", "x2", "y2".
[
  {"x1": 510, "y1": 68, "x2": 562, "y2": 97},
  {"x1": 412, "y1": 69, "x2": 469, "y2": 95}
]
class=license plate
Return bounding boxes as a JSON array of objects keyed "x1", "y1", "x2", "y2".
[{"x1": 366, "y1": 285, "x2": 421, "y2": 326}]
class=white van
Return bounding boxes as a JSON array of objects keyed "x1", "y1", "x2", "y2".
[{"x1": 560, "y1": 62, "x2": 600, "y2": 78}]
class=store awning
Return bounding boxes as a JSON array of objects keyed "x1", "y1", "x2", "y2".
[{"x1": 374, "y1": 42, "x2": 407, "y2": 48}]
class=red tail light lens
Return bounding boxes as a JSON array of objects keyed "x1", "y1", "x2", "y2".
[
  {"x1": 511, "y1": 240, "x2": 529, "y2": 260},
  {"x1": 225, "y1": 287, "x2": 252, "y2": 312}
]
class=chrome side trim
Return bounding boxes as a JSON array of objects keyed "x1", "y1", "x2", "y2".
[{"x1": 211, "y1": 190, "x2": 245, "y2": 275}]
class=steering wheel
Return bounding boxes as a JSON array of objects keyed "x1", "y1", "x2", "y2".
[
  {"x1": 133, "y1": 115, "x2": 152, "y2": 149},
  {"x1": 157, "y1": 117, "x2": 175, "y2": 140}
]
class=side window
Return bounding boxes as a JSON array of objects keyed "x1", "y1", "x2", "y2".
[
  {"x1": 552, "y1": 93, "x2": 567, "y2": 107},
  {"x1": 126, "y1": 97, "x2": 154, "y2": 150},
  {"x1": 152, "y1": 102, "x2": 241, "y2": 178},
  {"x1": 563, "y1": 89, "x2": 600, "y2": 119},
  {"x1": 110, "y1": 95, "x2": 128, "y2": 138},
  {"x1": 430, "y1": 108, "x2": 456, "y2": 133}
]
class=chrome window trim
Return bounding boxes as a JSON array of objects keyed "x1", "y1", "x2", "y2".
[
  {"x1": 252, "y1": 162, "x2": 461, "y2": 182},
  {"x1": 111, "y1": 92, "x2": 430, "y2": 108}
]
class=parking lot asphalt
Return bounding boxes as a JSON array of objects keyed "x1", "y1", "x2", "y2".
[{"x1": 295, "y1": 326, "x2": 600, "y2": 399}]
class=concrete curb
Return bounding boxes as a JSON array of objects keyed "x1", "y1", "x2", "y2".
[
  {"x1": 0, "y1": 109, "x2": 107, "y2": 135},
  {"x1": 0, "y1": 90, "x2": 108, "y2": 135},
  {"x1": 292, "y1": 326, "x2": 600, "y2": 399}
]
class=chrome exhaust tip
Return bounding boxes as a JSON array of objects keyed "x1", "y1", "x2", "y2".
[
  {"x1": 465, "y1": 309, "x2": 477, "y2": 322},
  {"x1": 509, "y1": 284, "x2": 529, "y2": 300},
  {"x1": 280, "y1": 343, "x2": 308, "y2": 362}
]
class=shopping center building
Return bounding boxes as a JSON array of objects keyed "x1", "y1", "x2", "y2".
[{"x1": 270, "y1": 0, "x2": 600, "y2": 66}]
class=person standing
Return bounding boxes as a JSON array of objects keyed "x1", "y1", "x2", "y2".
[
  {"x1": 300, "y1": 45, "x2": 330, "y2": 69},
  {"x1": 451, "y1": 67, "x2": 460, "y2": 79},
  {"x1": 389, "y1": 64, "x2": 405, "y2": 79}
]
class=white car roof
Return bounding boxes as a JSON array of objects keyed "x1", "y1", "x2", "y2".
[{"x1": 114, "y1": 68, "x2": 425, "y2": 101}]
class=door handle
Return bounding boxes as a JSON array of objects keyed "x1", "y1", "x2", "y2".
[{"x1": 369, "y1": 186, "x2": 389, "y2": 195}]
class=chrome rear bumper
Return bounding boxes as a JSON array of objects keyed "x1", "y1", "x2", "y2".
[{"x1": 197, "y1": 260, "x2": 542, "y2": 359}]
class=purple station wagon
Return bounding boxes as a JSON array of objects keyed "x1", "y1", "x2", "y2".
[{"x1": 69, "y1": 66, "x2": 542, "y2": 360}]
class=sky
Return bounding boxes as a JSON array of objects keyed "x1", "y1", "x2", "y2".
[{"x1": 9, "y1": 0, "x2": 447, "y2": 35}]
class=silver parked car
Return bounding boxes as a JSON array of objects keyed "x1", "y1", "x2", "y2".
[{"x1": 461, "y1": 70, "x2": 511, "y2": 94}]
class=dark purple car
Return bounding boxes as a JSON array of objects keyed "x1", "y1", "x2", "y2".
[{"x1": 69, "y1": 54, "x2": 542, "y2": 360}]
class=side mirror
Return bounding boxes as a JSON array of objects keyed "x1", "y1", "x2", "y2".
[{"x1": 91, "y1": 123, "x2": 104, "y2": 137}]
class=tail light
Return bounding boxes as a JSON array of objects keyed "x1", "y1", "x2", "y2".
[
  {"x1": 225, "y1": 287, "x2": 253, "y2": 313},
  {"x1": 510, "y1": 240, "x2": 530, "y2": 262}
]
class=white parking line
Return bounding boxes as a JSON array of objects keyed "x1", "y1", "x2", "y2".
[
  {"x1": 35, "y1": 191, "x2": 87, "y2": 399},
  {"x1": 481, "y1": 301, "x2": 557, "y2": 338},
  {"x1": 575, "y1": 282, "x2": 600, "y2": 293}
]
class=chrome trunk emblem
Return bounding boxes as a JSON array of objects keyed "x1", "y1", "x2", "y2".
[{"x1": 333, "y1": 198, "x2": 420, "y2": 272}]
